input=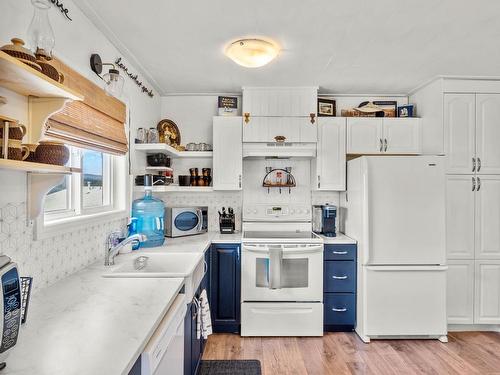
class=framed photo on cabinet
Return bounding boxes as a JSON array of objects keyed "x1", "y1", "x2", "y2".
[{"x1": 318, "y1": 98, "x2": 336, "y2": 117}]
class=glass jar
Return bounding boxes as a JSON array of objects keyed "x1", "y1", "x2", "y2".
[{"x1": 28, "y1": 0, "x2": 55, "y2": 59}]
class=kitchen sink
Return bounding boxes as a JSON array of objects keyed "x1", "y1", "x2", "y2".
[
  {"x1": 102, "y1": 252, "x2": 206, "y2": 301},
  {"x1": 102, "y1": 252, "x2": 204, "y2": 278}
]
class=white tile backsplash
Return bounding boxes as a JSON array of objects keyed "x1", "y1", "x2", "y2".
[{"x1": 0, "y1": 202, "x2": 127, "y2": 293}]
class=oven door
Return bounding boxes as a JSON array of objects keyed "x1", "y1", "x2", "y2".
[
  {"x1": 241, "y1": 243, "x2": 323, "y2": 302},
  {"x1": 170, "y1": 208, "x2": 204, "y2": 237}
]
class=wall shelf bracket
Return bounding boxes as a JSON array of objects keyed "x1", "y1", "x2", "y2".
[
  {"x1": 28, "y1": 97, "x2": 71, "y2": 143},
  {"x1": 27, "y1": 172, "x2": 67, "y2": 223}
]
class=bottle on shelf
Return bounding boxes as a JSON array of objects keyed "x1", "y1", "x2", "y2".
[{"x1": 130, "y1": 174, "x2": 165, "y2": 248}]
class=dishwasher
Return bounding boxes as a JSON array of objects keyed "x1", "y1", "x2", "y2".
[{"x1": 142, "y1": 294, "x2": 187, "y2": 375}]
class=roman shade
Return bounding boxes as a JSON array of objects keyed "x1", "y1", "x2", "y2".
[
  {"x1": 43, "y1": 56, "x2": 128, "y2": 155},
  {"x1": 45, "y1": 100, "x2": 128, "y2": 155}
]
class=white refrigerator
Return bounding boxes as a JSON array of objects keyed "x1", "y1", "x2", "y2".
[{"x1": 344, "y1": 156, "x2": 448, "y2": 343}]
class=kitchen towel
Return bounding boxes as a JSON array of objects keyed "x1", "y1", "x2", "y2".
[{"x1": 197, "y1": 289, "x2": 213, "y2": 340}]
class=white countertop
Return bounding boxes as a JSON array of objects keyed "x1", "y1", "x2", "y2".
[
  {"x1": 4, "y1": 263, "x2": 184, "y2": 375},
  {"x1": 319, "y1": 233, "x2": 357, "y2": 244}
]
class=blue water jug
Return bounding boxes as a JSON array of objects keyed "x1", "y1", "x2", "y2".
[{"x1": 131, "y1": 175, "x2": 165, "y2": 248}]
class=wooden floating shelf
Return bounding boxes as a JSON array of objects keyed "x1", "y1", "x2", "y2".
[
  {"x1": 0, "y1": 51, "x2": 83, "y2": 100},
  {"x1": 135, "y1": 143, "x2": 213, "y2": 158},
  {"x1": 0, "y1": 159, "x2": 81, "y2": 174},
  {"x1": 145, "y1": 166, "x2": 174, "y2": 172},
  {"x1": 134, "y1": 185, "x2": 213, "y2": 192}
]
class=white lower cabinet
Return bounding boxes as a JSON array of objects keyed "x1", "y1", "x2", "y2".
[
  {"x1": 213, "y1": 116, "x2": 242, "y2": 190},
  {"x1": 474, "y1": 260, "x2": 500, "y2": 324},
  {"x1": 447, "y1": 260, "x2": 474, "y2": 324},
  {"x1": 312, "y1": 117, "x2": 346, "y2": 191}
]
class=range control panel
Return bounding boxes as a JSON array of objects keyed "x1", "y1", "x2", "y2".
[
  {"x1": 243, "y1": 204, "x2": 311, "y2": 222},
  {"x1": 0, "y1": 267, "x2": 21, "y2": 354}
]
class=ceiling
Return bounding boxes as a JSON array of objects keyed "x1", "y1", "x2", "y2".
[{"x1": 76, "y1": 0, "x2": 500, "y2": 95}]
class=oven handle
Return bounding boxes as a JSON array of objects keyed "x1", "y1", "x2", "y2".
[
  {"x1": 242, "y1": 245, "x2": 270, "y2": 253},
  {"x1": 243, "y1": 244, "x2": 323, "y2": 254}
]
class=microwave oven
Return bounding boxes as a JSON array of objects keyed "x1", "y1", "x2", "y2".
[{"x1": 165, "y1": 207, "x2": 208, "y2": 237}]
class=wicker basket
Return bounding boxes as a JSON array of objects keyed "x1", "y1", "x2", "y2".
[
  {"x1": 23, "y1": 143, "x2": 38, "y2": 162},
  {"x1": 34, "y1": 141, "x2": 69, "y2": 166},
  {"x1": 36, "y1": 56, "x2": 64, "y2": 82},
  {"x1": 0, "y1": 38, "x2": 41, "y2": 71}
]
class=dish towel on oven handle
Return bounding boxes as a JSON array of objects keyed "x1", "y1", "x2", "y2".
[{"x1": 196, "y1": 289, "x2": 212, "y2": 340}]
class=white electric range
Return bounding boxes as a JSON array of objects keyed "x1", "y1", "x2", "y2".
[{"x1": 240, "y1": 204, "x2": 324, "y2": 337}]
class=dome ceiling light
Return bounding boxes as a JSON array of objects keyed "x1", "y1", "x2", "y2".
[{"x1": 225, "y1": 38, "x2": 280, "y2": 68}]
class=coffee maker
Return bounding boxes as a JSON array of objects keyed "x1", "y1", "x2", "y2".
[{"x1": 312, "y1": 204, "x2": 337, "y2": 237}]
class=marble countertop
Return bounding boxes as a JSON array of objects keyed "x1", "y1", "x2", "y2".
[
  {"x1": 4, "y1": 263, "x2": 184, "y2": 375},
  {"x1": 319, "y1": 233, "x2": 357, "y2": 244}
]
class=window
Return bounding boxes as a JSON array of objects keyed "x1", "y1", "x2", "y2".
[{"x1": 44, "y1": 147, "x2": 116, "y2": 222}]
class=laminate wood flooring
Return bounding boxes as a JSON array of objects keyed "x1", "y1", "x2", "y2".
[{"x1": 203, "y1": 331, "x2": 500, "y2": 374}]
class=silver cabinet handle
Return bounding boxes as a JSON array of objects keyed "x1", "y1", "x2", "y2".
[
  {"x1": 318, "y1": 175, "x2": 320, "y2": 189},
  {"x1": 238, "y1": 174, "x2": 242, "y2": 188},
  {"x1": 332, "y1": 275, "x2": 348, "y2": 280},
  {"x1": 332, "y1": 251, "x2": 348, "y2": 255},
  {"x1": 472, "y1": 177, "x2": 476, "y2": 191},
  {"x1": 477, "y1": 177, "x2": 481, "y2": 191},
  {"x1": 332, "y1": 307, "x2": 347, "y2": 312},
  {"x1": 384, "y1": 138, "x2": 388, "y2": 152},
  {"x1": 472, "y1": 157, "x2": 476, "y2": 172},
  {"x1": 477, "y1": 158, "x2": 481, "y2": 172},
  {"x1": 379, "y1": 138, "x2": 383, "y2": 152}
]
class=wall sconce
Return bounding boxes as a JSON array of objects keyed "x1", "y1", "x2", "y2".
[{"x1": 90, "y1": 54, "x2": 124, "y2": 98}]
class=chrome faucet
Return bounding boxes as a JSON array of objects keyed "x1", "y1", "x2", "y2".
[{"x1": 105, "y1": 231, "x2": 147, "y2": 266}]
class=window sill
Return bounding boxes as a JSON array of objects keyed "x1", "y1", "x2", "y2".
[{"x1": 34, "y1": 209, "x2": 129, "y2": 240}]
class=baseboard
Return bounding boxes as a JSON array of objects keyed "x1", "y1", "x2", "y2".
[
  {"x1": 448, "y1": 324, "x2": 500, "y2": 332},
  {"x1": 324, "y1": 324, "x2": 355, "y2": 332}
]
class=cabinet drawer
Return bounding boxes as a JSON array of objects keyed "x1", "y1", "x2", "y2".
[
  {"x1": 324, "y1": 293, "x2": 356, "y2": 325},
  {"x1": 324, "y1": 261, "x2": 356, "y2": 293},
  {"x1": 324, "y1": 244, "x2": 357, "y2": 261}
]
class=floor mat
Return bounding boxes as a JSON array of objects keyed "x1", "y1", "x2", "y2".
[{"x1": 198, "y1": 360, "x2": 262, "y2": 375}]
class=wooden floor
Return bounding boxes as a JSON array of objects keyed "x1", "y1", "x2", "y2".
[{"x1": 203, "y1": 332, "x2": 500, "y2": 374}]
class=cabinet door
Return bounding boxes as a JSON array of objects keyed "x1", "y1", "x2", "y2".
[
  {"x1": 213, "y1": 117, "x2": 242, "y2": 190},
  {"x1": 476, "y1": 94, "x2": 500, "y2": 174},
  {"x1": 346, "y1": 118, "x2": 383, "y2": 154},
  {"x1": 383, "y1": 118, "x2": 421, "y2": 154},
  {"x1": 242, "y1": 87, "x2": 316, "y2": 117},
  {"x1": 315, "y1": 117, "x2": 346, "y2": 191},
  {"x1": 447, "y1": 260, "x2": 474, "y2": 324},
  {"x1": 444, "y1": 94, "x2": 476, "y2": 174},
  {"x1": 210, "y1": 244, "x2": 241, "y2": 333},
  {"x1": 474, "y1": 260, "x2": 500, "y2": 324},
  {"x1": 475, "y1": 176, "x2": 500, "y2": 259},
  {"x1": 190, "y1": 299, "x2": 202, "y2": 375},
  {"x1": 184, "y1": 302, "x2": 193, "y2": 375},
  {"x1": 446, "y1": 175, "x2": 475, "y2": 259}
]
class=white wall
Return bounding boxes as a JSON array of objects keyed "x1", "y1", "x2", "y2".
[{"x1": 0, "y1": 0, "x2": 161, "y2": 292}]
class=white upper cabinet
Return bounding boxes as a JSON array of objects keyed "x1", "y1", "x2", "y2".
[
  {"x1": 474, "y1": 260, "x2": 500, "y2": 324},
  {"x1": 444, "y1": 94, "x2": 476, "y2": 174},
  {"x1": 213, "y1": 116, "x2": 242, "y2": 190},
  {"x1": 242, "y1": 117, "x2": 316, "y2": 143},
  {"x1": 242, "y1": 87, "x2": 317, "y2": 117},
  {"x1": 383, "y1": 118, "x2": 421, "y2": 154},
  {"x1": 346, "y1": 118, "x2": 383, "y2": 154},
  {"x1": 475, "y1": 175, "x2": 500, "y2": 259},
  {"x1": 447, "y1": 260, "x2": 475, "y2": 324},
  {"x1": 446, "y1": 175, "x2": 475, "y2": 259},
  {"x1": 346, "y1": 118, "x2": 420, "y2": 154},
  {"x1": 313, "y1": 117, "x2": 346, "y2": 191},
  {"x1": 476, "y1": 94, "x2": 500, "y2": 174}
]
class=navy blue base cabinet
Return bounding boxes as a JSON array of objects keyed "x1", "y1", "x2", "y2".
[
  {"x1": 210, "y1": 244, "x2": 241, "y2": 333},
  {"x1": 184, "y1": 250, "x2": 211, "y2": 375},
  {"x1": 323, "y1": 244, "x2": 357, "y2": 332}
]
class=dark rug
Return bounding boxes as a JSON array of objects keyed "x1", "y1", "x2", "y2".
[{"x1": 198, "y1": 360, "x2": 262, "y2": 375}]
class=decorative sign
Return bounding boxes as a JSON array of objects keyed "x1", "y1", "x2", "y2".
[
  {"x1": 218, "y1": 96, "x2": 238, "y2": 116},
  {"x1": 50, "y1": 0, "x2": 72, "y2": 21},
  {"x1": 115, "y1": 57, "x2": 154, "y2": 98}
]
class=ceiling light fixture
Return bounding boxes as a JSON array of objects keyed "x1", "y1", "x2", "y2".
[
  {"x1": 90, "y1": 53, "x2": 124, "y2": 98},
  {"x1": 225, "y1": 38, "x2": 279, "y2": 68}
]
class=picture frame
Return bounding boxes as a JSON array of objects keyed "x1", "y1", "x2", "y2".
[
  {"x1": 218, "y1": 96, "x2": 238, "y2": 116},
  {"x1": 398, "y1": 104, "x2": 415, "y2": 118},
  {"x1": 372, "y1": 100, "x2": 397, "y2": 117},
  {"x1": 317, "y1": 98, "x2": 336, "y2": 117}
]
